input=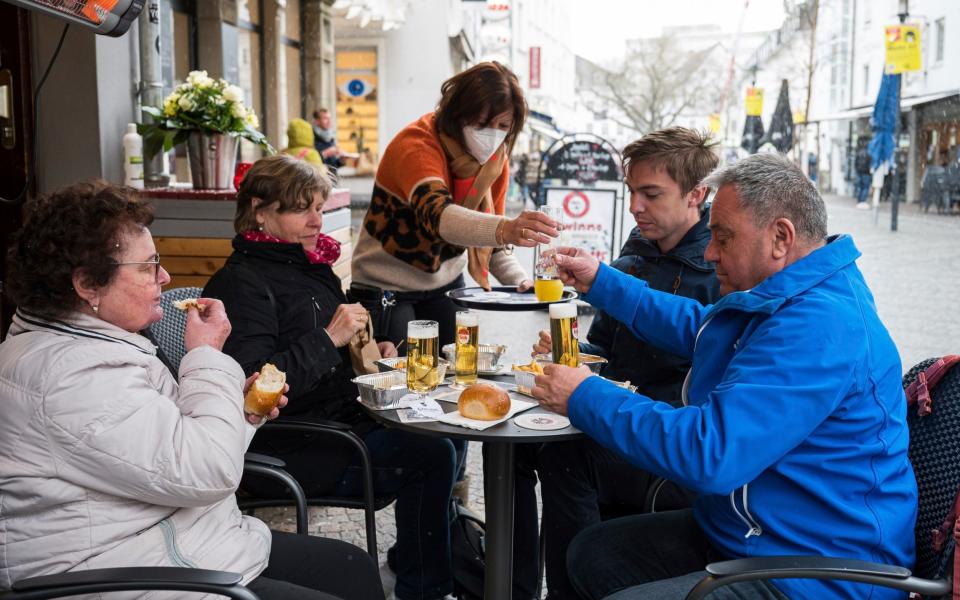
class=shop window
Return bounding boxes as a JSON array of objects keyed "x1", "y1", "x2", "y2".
[
  {"x1": 235, "y1": 0, "x2": 264, "y2": 162},
  {"x1": 336, "y1": 48, "x2": 379, "y2": 158}
]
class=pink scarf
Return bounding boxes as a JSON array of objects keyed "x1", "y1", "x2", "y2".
[{"x1": 242, "y1": 230, "x2": 342, "y2": 265}]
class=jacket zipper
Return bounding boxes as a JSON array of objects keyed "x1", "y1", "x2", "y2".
[
  {"x1": 158, "y1": 518, "x2": 198, "y2": 568},
  {"x1": 682, "y1": 313, "x2": 717, "y2": 406},
  {"x1": 729, "y1": 485, "x2": 763, "y2": 538},
  {"x1": 312, "y1": 297, "x2": 321, "y2": 329}
]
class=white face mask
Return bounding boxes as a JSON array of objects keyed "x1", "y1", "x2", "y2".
[{"x1": 462, "y1": 126, "x2": 508, "y2": 164}]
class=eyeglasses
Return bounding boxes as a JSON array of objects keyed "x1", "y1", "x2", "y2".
[{"x1": 115, "y1": 254, "x2": 163, "y2": 282}]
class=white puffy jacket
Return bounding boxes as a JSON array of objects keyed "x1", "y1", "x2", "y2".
[{"x1": 0, "y1": 311, "x2": 271, "y2": 597}]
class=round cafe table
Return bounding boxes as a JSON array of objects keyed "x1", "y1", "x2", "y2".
[{"x1": 359, "y1": 374, "x2": 583, "y2": 600}]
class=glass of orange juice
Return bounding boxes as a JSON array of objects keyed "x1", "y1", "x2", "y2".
[{"x1": 534, "y1": 205, "x2": 564, "y2": 302}]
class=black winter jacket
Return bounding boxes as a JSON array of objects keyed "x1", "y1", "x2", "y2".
[
  {"x1": 203, "y1": 235, "x2": 372, "y2": 430},
  {"x1": 581, "y1": 213, "x2": 719, "y2": 406}
]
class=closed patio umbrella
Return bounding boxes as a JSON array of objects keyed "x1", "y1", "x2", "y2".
[{"x1": 760, "y1": 79, "x2": 794, "y2": 153}]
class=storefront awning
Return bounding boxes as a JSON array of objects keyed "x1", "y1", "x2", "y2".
[
  {"x1": 808, "y1": 89, "x2": 960, "y2": 123},
  {"x1": 528, "y1": 118, "x2": 563, "y2": 141}
]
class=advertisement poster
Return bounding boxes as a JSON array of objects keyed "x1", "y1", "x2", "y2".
[
  {"x1": 544, "y1": 188, "x2": 619, "y2": 265},
  {"x1": 885, "y1": 24, "x2": 922, "y2": 74},
  {"x1": 745, "y1": 87, "x2": 764, "y2": 117}
]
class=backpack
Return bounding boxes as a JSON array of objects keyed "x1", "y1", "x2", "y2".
[
  {"x1": 903, "y1": 355, "x2": 960, "y2": 599},
  {"x1": 450, "y1": 498, "x2": 486, "y2": 600},
  {"x1": 385, "y1": 499, "x2": 486, "y2": 600}
]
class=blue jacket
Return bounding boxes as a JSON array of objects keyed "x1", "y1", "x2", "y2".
[
  {"x1": 581, "y1": 213, "x2": 720, "y2": 405},
  {"x1": 569, "y1": 235, "x2": 916, "y2": 599}
]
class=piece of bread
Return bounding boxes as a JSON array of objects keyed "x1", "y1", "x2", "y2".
[
  {"x1": 244, "y1": 363, "x2": 286, "y2": 416},
  {"x1": 458, "y1": 383, "x2": 511, "y2": 421},
  {"x1": 172, "y1": 298, "x2": 205, "y2": 312}
]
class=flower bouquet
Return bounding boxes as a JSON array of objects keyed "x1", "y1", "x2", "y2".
[{"x1": 139, "y1": 71, "x2": 272, "y2": 188}]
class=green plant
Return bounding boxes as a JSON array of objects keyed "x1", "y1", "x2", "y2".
[{"x1": 138, "y1": 70, "x2": 274, "y2": 158}]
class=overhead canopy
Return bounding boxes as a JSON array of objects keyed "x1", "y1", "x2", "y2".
[
  {"x1": 810, "y1": 89, "x2": 960, "y2": 123},
  {"x1": 528, "y1": 117, "x2": 563, "y2": 141}
]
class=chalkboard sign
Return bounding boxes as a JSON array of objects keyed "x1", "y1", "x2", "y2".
[{"x1": 544, "y1": 141, "x2": 621, "y2": 184}]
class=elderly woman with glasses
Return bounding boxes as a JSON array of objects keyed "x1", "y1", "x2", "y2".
[{"x1": 0, "y1": 180, "x2": 382, "y2": 600}]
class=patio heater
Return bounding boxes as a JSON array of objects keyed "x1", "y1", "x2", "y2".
[{"x1": 3, "y1": 0, "x2": 144, "y2": 37}]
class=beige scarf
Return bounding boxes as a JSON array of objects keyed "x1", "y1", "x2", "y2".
[{"x1": 438, "y1": 132, "x2": 507, "y2": 290}]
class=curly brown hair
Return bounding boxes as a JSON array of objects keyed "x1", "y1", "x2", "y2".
[
  {"x1": 234, "y1": 154, "x2": 332, "y2": 233},
  {"x1": 6, "y1": 180, "x2": 154, "y2": 320}
]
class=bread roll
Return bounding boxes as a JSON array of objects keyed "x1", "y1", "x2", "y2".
[
  {"x1": 458, "y1": 383, "x2": 510, "y2": 421},
  {"x1": 172, "y1": 298, "x2": 205, "y2": 312},
  {"x1": 244, "y1": 363, "x2": 286, "y2": 416}
]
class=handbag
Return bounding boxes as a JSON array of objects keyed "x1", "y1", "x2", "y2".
[{"x1": 348, "y1": 316, "x2": 382, "y2": 375}]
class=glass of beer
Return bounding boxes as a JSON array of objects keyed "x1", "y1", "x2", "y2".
[
  {"x1": 535, "y1": 205, "x2": 565, "y2": 302},
  {"x1": 454, "y1": 311, "x2": 479, "y2": 387},
  {"x1": 549, "y1": 303, "x2": 579, "y2": 367},
  {"x1": 406, "y1": 320, "x2": 440, "y2": 398}
]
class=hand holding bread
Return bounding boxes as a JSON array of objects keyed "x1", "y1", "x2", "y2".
[
  {"x1": 458, "y1": 383, "x2": 511, "y2": 421},
  {"x1": 182, "y1": 297, "x2": 232, "y2": 352},
  {"x1": 243, "y1": 364, "x2": 289, "y2": 423}
]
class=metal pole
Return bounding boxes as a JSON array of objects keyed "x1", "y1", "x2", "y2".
[
  {"x1": 891, "y1": 1, "x2": 909, "y2": 231},
  {"x1": 138, "y1": 1, "x2": 169, "y2": 188}
]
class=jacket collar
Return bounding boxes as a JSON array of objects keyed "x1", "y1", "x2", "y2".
[
  {"x1": 11, "y1": 309, "x2": 157, "y2": 355},
  {"x1": 707, "y1": 234, "x2": 860, "y2": 317},
  {"x1": 621, "y1": 210, "x2": 713, "y2": 271},
  {"x1": 232, "y1": 233, "x2": 312, "y2": 265}
]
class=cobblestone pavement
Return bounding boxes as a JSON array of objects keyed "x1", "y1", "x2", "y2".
[{"x1": 257, "y1": 192, "x2": 960, "y2": 595}]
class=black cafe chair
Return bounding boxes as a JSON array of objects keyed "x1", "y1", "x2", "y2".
[
  {"x1": 148, "y1": 287, "x2": 393, "y2": 560},
  {"x1": 2, "y1": 567, "x2": 259, "y2": 600},
  {"x1": 684, "y1": 357, "x2": 960, "y2": 600}
]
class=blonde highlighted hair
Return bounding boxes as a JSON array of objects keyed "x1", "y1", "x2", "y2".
[{"x1": 234, "y1": 154, "x2": 332, "y2": 233}]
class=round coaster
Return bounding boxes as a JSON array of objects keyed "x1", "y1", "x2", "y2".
[{"x1": 513, "y1": 413, "x2": 571, "y2": 431}]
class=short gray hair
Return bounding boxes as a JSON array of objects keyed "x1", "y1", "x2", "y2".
[{"x1": 702, "y1": 154, "x2": 827, "y2": 241}]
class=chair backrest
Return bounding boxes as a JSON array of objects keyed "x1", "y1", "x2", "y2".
[
  {"x1": 148, "y1": 287, "x2": 203, "y2": 372},
  {"x1": 903, "y1": 357, "x2": 960, "y2": 580}
]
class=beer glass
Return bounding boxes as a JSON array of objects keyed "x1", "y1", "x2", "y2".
[
  {"x1": 535, "y1": 205, "x2": 564, "y2": 302},
  {"x1": 454, "y1": 311, "x2": 479, "y2": 387},
  {"x1": 549, "y1": 303, "x2": 579, "y2": 367},
  {"x1": 406, "y1": 320, "x2": 440, "y2": 398}
]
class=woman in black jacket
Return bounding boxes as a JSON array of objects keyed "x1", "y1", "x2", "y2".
[{"x1": 204, "y1": 155, "x2": 459, "y2": 600}]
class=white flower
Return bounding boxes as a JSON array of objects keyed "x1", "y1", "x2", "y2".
[
  {"x1": 186, "y1": 70, "x2": 213, "y2": 88},
  {"x1": 245, "y1": 111, "x2": 259, "y2": 129},
  {"x1": 230, "y1": 102, "x2": 247, "y2": 119},
  {"x1": 223, "y1": 85, "x2": 244, "y2": 103},
  {"x1": 177, "y1": 95, "x2": 196, "y2": 111}
]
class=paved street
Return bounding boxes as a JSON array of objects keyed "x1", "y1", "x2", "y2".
[{"x1": 260, "y1": 190, "x2": 960, "y2": 596}]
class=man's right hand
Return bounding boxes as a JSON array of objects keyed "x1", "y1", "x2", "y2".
[
  {"x1": 554, "y1": 246, "x2": 601, "y2": 294},
  {"x1": 532, "y1": 330, "x2": 552, "y2": 356},
  {"x1": 184, "y1": 298, "x2": 232, "y2": 352}
]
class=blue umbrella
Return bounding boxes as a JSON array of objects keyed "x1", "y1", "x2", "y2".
[{"x1": 868, "y1": 73, "x2": 901, "y2": 171}]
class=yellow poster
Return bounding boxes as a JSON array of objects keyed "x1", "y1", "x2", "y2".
[
  {"x1": 885, "y1": 24, "x2": 922, "y2": 74},
  {"x1": 793, "y1": 110, "x2": 806, "y2": 125},
  {"x1": 745, "y1": 88, "x2": 764, "y2": 117},
  {"x1": 708, "y1": 114, "x2": 721, "y2": 134}
]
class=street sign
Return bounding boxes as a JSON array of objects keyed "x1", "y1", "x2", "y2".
[
  {"x1": 545, "y1": 188, "x2": 618, "y2": 264},
  {"x1": 885, "y1": 24, "x2": 922, "y2": 74},
  {"x1": 543, "y1": 140, "x2": 620, "y2": 184},
  {"x1": 530, "y1": 47, "x2": 541, "y2": 89}
]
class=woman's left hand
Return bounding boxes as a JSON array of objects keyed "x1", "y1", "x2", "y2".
[
  {"x1": 378, "y1": 341, "x2": 398, "y2": 358},
  {"x1": 243, "y1": 374, "x2": 289, "y2": 425},
  {"x1": 517, "y1": 279, "x2": 534, "y2": 293}
]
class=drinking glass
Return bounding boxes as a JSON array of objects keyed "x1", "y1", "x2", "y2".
[
  {"x1": 549, "y1": 303, "x2": 579, "y2": 367},
  {"x1": 454, "y1": 311, "x2": 479, "y2": 388},
  {"x1": 406, "y1": 320, "x2": 440, "y2": 399},
  {"x1": 535, "y1": 205, "x2": 565, "y2": 302}
]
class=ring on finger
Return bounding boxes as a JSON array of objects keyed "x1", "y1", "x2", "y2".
[{"x1": 521, "y1": 227, "x2": 528, "y2": 240}]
